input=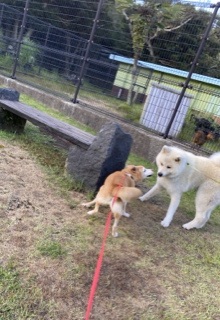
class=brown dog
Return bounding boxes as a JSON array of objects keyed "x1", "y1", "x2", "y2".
[
  {"x1": 82, "y1": 165, "x2": 153, "y2": 237},
  {"x1": 193, "y1": 130, "x2": 214, "y2": 146}
]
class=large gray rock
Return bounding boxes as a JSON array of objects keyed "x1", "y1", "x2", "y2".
[
  {"x1": 0, "y1": 88, "x2": 19, "y2": 100},
  {"x1": 65, "y1": 122, "x2": 133, "y2": 191}
]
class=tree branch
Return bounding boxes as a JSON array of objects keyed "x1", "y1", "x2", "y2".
[{"x1": 164, "y1": 17, "x2": 193, "y2": 32}]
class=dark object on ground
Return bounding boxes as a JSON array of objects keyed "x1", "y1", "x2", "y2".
[{"x1": 65, "y1": 122, "x2": 133, "y2": 191}]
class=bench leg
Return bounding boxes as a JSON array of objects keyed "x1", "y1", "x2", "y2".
[{"x1": 0, "y1": 108, "x2": 26, "y2": 133}]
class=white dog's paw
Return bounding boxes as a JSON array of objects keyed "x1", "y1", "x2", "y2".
[
  {"x1": 161, "y1": 219, "x2": 170, "y2": 227},
  {"x1": 113, "y1": 232, "x2": 118, "y2": 237},
  {"x1": 123, "y1": 212, "x2": 130, "y2": 218},
  {"x1": 182, "y1": 222, "x2": 194, "y2": 230},
  {"x1": 139, "y1": 196, "x2": 144, "y2": 201},
  {"x1": 87, "y1": 210, "x2": 94, "y2": 215}
]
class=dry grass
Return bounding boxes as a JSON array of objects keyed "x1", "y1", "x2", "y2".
[{"x1": 1, "y1": 111, "x2": 220, "y2": 319}]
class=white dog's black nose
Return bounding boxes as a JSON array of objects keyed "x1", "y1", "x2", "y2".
[{"x1": 158, "y1": 172, "x2": 163, "y2": 177}]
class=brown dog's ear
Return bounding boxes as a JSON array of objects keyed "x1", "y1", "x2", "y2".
[
  {"x1": 131, "y1": 166, "x2": 137, "y2": 172},
  {"x1": 175, "y1": 157, "x2": 180, "y2": 162},
  {"x1": 125, "y1": 164, "x2": 135, "y2": 169}
]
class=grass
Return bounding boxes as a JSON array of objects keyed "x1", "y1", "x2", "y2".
[
  {"x1": 36, "y1": 241, "x2": 66, "y2": 259},
  {"x1": 8, "y1": 67, "x2": 145, "y2": 122},
  {"x1": 0, "y1": 259, "x2": 54, "y2": 319},
  {"x1": 1, "y1": 94, "x2": 220, "y2": 319},
  {"x1": 13, "y1": 124, "x2": 87, "y2": 201},
  {"x1": 1, "y1": 63, "x2": 219, "y2": 152},
  {"x1": 4, "y1": 64, "x2": 220, "y2": 154}
]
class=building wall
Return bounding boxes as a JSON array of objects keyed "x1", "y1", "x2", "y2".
[{"x1": 111, "y1": 62, "x2": 220, "y2": 118}]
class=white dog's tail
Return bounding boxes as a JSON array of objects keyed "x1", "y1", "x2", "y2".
[
  {"x1": 113, "y1": 187, "x2": 142, "y2": 202},
  {"x1": 209, "y1": 152, "x2": 220, "y2": 167}
]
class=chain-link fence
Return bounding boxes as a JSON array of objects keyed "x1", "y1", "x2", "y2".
[{"x1": 0, "y1": 0, "x2": 220, "y2": 154}]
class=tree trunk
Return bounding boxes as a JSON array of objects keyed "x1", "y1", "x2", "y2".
[
  {"x1": 24, "y1": 28, "x2": 34, "y2": 39},
  {"x1": 132, "y1": 86, "x2": 139, "y2": 104},
  {"x1": 127, "y1": 57, "x2": 138, "y2": 105},
  {"x1": 12, "y1": 15, "x2": 20, "y2": 40},
  {"x1": 146, "y1": 38, "x2": 155, "y2": 62}
]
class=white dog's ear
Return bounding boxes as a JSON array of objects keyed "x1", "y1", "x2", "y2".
[
  {"x1": 175, "y1": 156, "x2": 181, "y2": 162},
  {"x1": 161, "y1": 145, "x2": 170, "y2": 153}
]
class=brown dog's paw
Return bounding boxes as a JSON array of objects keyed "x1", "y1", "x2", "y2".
[{"x1": 81, "y1": 202, "x2": 89, "y2": 207}]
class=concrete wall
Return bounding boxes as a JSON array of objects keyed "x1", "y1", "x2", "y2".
[{"x1": 0, "y1": 75, "x2": 202, "y2": 163}]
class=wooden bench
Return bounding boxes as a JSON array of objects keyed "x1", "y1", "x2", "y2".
[
  {"x1": 0, "y1": 88, "x2": 133, "y2": 191},
  {"x1": 0, "y1": 99, "x2": 95, "y2": 150}
]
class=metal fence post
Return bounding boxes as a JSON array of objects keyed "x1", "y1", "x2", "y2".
[
  {"x1": 163, "y1": 2, "x2": 220, "y2": 139},
  {"x1": 72, "y1": 0, "x2": 105, "y2": 103},
  {"x1": 11, "y1": 0, "x2": 30, "y2": 79},
  {"x1": 0, "y1": 3, "x2": 4, "y2": 26}
]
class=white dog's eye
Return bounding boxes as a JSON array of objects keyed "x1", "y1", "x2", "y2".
[
  {"x1": 161, "y1": 163, "x2": 163, "y2": 166},
  {"x1": 167, "y1": 166, "x2": 171, "y2": 169}
]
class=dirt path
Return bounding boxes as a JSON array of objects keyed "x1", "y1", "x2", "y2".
[{"x1": 0, "y1": 139, "x2": 92, "y2": 318}]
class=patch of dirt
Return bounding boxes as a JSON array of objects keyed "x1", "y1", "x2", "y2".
[{"x1": 0, "y1": 140, "x2": 87, "y2": 317}]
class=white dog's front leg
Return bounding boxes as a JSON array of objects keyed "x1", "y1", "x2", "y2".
[
  {"x1": 161, "y1": 194, "x2": 181, "y2": 227},
  {"x1": 139, "y1": 184, "x2": 162, "y2": 202}
]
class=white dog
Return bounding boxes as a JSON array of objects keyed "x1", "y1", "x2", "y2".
[{"x1": 139, "y1": 145, "x2": 220, "y2": 229}]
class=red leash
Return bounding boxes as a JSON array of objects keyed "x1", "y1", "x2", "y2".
[{"x1": 85, "y1": 174, "x2": 126, "y2": 320}]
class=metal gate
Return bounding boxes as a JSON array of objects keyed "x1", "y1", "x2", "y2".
[{"x1": 140, "y1": 82, "x2": 193, "y2": 136}]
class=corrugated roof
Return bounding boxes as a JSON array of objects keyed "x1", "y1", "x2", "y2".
[{"x1": 109, "y1": 54, "x2": 220, "y2": 87}]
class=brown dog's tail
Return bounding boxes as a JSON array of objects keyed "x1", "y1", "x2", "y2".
[{"x1": 114, "y1": 187, "x2": 142, "y2": 202}]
